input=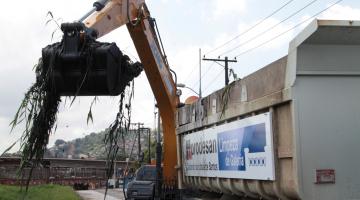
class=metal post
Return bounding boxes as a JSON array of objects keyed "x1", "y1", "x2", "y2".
[
  {"x1": 157, "y1": 115, "x2": 161, "y2": 143},
  {"x1": 113, "y1": 161, "x2": 116, "y2": 180},
  {"x1": 225, "y1": 56, "x2": 229, "y2": 86},
  {"x1": 199, "y1": 48, "x2": 202, "y2": 98},
  {"x1": 148, "y1": 129, "x2": 151, "y2": 164},
  {"x1": 155, "y1": 112, "x2": 162, "y2": 199},
  {"x1": 138, "y1": 123, "x2": 141, "y2": 160}
]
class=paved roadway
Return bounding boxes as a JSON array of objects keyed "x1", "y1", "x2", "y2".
[
  {"x1": 77, "y1": 188, "x2": 125, "y2": 200},
  {"x1": 76, "y1": 188, "x2": 224, "y2": 200}
]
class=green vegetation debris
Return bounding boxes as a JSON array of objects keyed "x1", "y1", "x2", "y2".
[{"x1": 10, "y1": 58, "x2": 61, "y2": 191}]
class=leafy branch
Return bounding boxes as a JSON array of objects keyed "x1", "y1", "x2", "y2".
[
  {"x1": 10, "y1": 58, "x2": 61, "y2": 192},
  {"x1": 45, "y1": 11, "x2": 63, "y2": 41},
  {"x1": 87, "y1": 96, "x2": 99, "y2": 125}
]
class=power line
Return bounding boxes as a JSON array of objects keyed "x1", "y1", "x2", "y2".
[
  {"x1": 202, "y1": 0, "x2": 343, "y2": 96},
  {"x1": 190, "y1": 62, "x2": 215, "y2": 89},
  {"x1": 203, "y1": 57, "x2": 237, "y2": 86},
  {"x1": 182, "y1": 64, "x2": 210, "y2": 97},
  {"x1": 185, "y1": 61, "x2": 213, "y2": 90},
  {"x1": 194, "y1": 0, "x2": 297, "y2": 86},
  {"x1": 189, "y1": 59, "x2": 237, "y2": 93},
  {"x1": 183, "y1": 65, "x2": 198, "y2": 85},
  {"x1": 182, "y1": 53, "x2": 210, "y2": 87},
  {"x1": 234, "y1": 0, "x2": 343, "y2": 58},
  {"x1": 188, "y1": 0, "x2": 343, "y2": 96},
  {"x1": 220, "y1": 0, "x2": 319, "y2": 56},
  {"x1": 204, "y1": 0, "x2": 295, "y2": 56},
  {"x1": 181, "y1": 62, "x2": 212, "y2": 98},
  {"x1": 193, "y1": 0, "x2": 289, "y2": 91},
  {"x1": 203, "y1": 69, "x2": 225, "y2": 94},
  {"x1": 191, "y1": 58, "x2": 238, "y2": 87}
]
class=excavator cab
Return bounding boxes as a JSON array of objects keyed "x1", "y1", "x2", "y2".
[{"x1": 42, "y1": 22, "x2": 143, "y2": 96}]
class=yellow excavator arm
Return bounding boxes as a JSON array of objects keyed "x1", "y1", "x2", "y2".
[{"x1": 84, "y1": 0, "x2": 180, "y2": 183}]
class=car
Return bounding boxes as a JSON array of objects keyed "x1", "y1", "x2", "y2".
[
  {"x1": 126, "y1": 165, "x2": 157, "y2": 200},
  {"x1": 107, "y1": 179, "x2": 116, "y2": 189}
]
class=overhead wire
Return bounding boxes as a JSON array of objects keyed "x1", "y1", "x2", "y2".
[
  {"x1": 234, "y1": 0, "x2": 343, "y2": 58},
  {"x1": 204, "y1": 0, "x2": 295, "y2": 56},
  {"x1": 183, "y1": 65, "x2": 199, "y2": 85},
  {"x1": 219, "y1": 0, "x2": 319, "y2": 56},
  {"x1": 184, "y1": 61, "x2": 238, "y2": 98},
  {"x1": 190, "y1": 60, "x2": 237, "y2": 93},
  {"x1": 203, "y1": 68, "x2": 225, "y2": 94},
  {"x1": 181, "y1": 62, "x2": 214, "y2": 97},
  {"x1": 186, "y1": 0, "x2": 295, "y2": 88},
  {"x1": 192, "y1": 0, "x2": 307, "y2": 91},
  {"x1": 185, "y1": 0, "x2": 294, "y2": 92},
  {"x1": 185, "y1": 0, "x2": 343, "y2": 96},
  {"x1": 189, "y1": 62, "x2": 215, "y2": 89},
  {"x1": 201, "y1": 0, "x2": 343, "y2": 96}
]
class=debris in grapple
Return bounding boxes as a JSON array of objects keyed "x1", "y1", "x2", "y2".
[
  {"x1": 11, "y1": 22, "x2": 143, "y2": 191},
  {"x1": 11, "y1": 58, "x2": 61, "y2": 191},
  {"x1": 42, "y1": 22, "x2": 143, "y2": 96}
]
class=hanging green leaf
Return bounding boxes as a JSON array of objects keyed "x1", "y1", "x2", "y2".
[{"x1": 87, "y1": 109, "x2": 93, "y2": 125}]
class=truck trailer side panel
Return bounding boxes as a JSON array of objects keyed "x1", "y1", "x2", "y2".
[{"x1": 176, "y1": 20, "x2": 360, "y2": 200}]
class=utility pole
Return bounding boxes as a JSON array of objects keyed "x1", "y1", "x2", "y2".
[
  {"x1": 130, "y1": 122, "x2": 144, "y2": 161},
  {"x1": 138, "y1": 123, "x2": 141, "y2": 160},
  {"x1": 137, "y1": 122, "x2": 144, "y2": 161},
  {"x1": 155, "y1": 111, "x2": 162, "y2": 200},
  {"x1": 199, "y1": 48, "x2": 202, "y2": 98},
  {"x1": 148, "y1": 128, "x2": 151, "y2": 164},
  {"x1": 139, "y1": 127, "x2": 152, "y2": 164},
  {"x1": 203, "y1": 56, "x2": 237, "y2": 86}
]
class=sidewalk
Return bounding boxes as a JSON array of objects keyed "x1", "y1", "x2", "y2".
[{"x1": 77, "y1": 189, "x2": 124, "y2": 200}]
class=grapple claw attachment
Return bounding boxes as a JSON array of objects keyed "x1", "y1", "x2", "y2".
[{"x1": 42, "y1": 22, "x2": 143, "y2": 96}]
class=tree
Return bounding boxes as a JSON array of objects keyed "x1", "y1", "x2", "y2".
[{"x1": 54, "y1": 139, "x2": 66, "y2": 146}]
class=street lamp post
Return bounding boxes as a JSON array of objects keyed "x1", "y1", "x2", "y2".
[{"x1": 177, "y1": 83, "x2": 200, "y2": 96}]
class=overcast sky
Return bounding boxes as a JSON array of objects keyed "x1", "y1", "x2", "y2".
[{"x1": 1, "y1": 0, "x2": 360, "y2": 153}]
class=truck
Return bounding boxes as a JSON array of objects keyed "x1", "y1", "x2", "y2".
[
  {"x1": 39, "y1": 0, "x2": 360, "y2": 199},
  {"x1": 126, "y1": 165, "x2": 157, "y2": 200},
  {"x1": 176, "y1": 20, "x2": 360, "y2": 200}
]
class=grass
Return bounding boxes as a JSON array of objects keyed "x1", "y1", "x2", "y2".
[{"x1": 0, "y1": 184, "x2": 81, "y2": 200}]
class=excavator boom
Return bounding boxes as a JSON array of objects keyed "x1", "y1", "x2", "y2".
[{"x1": 84, "y1": 0, "x2": 180, "y2": 183}]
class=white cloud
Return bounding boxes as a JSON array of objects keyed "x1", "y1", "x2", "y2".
[
  {"x1": 147, "y1": 0, "x2": 182, "y2": 5},
  {"x1": 213, "y1": 0, "x2": 247, "y2": 17},
  {"x1": 0, "y1": 117, "x2": 22, "y2": 153},
  {"x1": 320, "y1": 4, "x2": 360, "y2": 20},
  {"x1": 195, "y1": 16, "x2": 300, "y2": 95},
  {"x1": 296, "y1": 4, "x2": 360, "y2": 31},
  {"x1": 204, "y1": 17, "x2": 295, "y2": 61},
  {"x1": 243, "y1": 18, "x2": 295, "y2": 51}
]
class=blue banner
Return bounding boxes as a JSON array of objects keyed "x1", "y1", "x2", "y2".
[
  {"x1": 182, "y1": 112, "x2": 275, "y2": 180},
  {"x1": 217, "y1": 123, "x2": 266, "y2": 171}
]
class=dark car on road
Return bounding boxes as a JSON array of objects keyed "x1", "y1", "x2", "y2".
[{"x1": 126, "y1": 165, "x2": 157, "y2": 200}]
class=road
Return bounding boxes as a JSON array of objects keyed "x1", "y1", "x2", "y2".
[
  {"x1": 77, "y1": 188, "x2": 125, "y2": 200},
  {"x1": 76, "y1": 188, "x2": 222, "y2": 200}
]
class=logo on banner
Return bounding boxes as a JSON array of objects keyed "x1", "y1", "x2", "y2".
[
  {"x1": 185, "y1": 139, "x2": 217, "y2": 160},
  {"x1": 217, "y1": 123, "x2": 266, "y2": 171}
]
